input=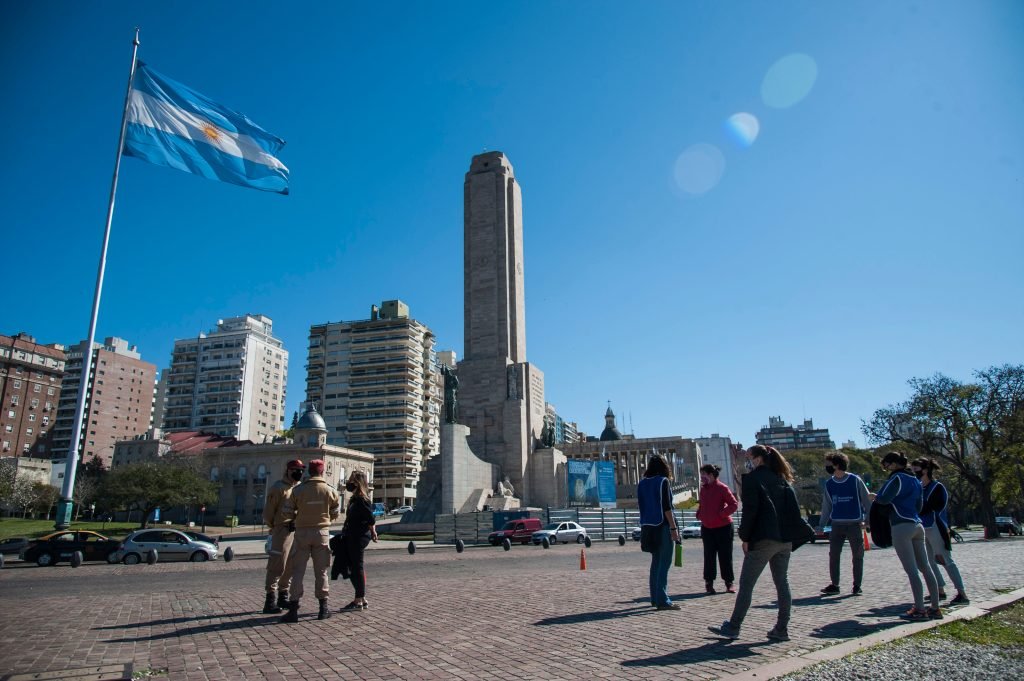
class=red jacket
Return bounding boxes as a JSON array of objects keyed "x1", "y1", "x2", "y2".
[{"x1": 696, "y1": 478, "x2": 738, "y2": 529}]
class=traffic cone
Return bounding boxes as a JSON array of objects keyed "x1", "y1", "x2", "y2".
[
  {"x1": 579, "y1": 548, "x2": 587, "y2": 571},
  {"x1": 863, "y1": 528, "x2": 870, "y2": 551}
]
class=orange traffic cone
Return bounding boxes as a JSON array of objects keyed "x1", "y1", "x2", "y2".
[
  {"x1": 579, "y1": 548, "x2": 587, "y2": 571},
  {"x1": 863, "y1": 528, "x2": 871, "y2": 551}
]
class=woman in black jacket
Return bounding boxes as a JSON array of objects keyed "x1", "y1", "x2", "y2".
[
  {"x1": 338, "y1": 470, "x2": 377, "y2": 611},
  {"x1": 710, "y1": 445, "x2": 805, "y2": 642}
]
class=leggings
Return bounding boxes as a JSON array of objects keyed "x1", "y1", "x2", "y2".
[
  {"x1": 891, "y1": 522, "x2": 939, "y2": 610},
  {"x1": 925, "y1": 524, "x2": 966, "y2": 594},
  {"x1": 341, "y1": 534, "x2": 370, "y2": 599}
]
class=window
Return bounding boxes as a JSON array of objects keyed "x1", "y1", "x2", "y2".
[
  {"x1": 3, "y1": 425, "x2": 11, "y2": 433},
  {"x1": 33, "y1": 384, "x2": 41, "y2": 392},
  {"x1": 12, "y1": 380, "x2": 21, "y2": 389},
  {"x1": 10, "y1": 396, "x2": 18, "y2": 406},
  {"x1": 1, "y1": 441, "x2": 8, "y2": 451},
  {"x1": 28, "y1": 414, "x2": 35, "y2": 422},
  {"x1": 6, "y1": 410, "x2": 13, "y2": 418},
  {"x1": 46, "y1": 387, "x2": 55, "y2": 396}
]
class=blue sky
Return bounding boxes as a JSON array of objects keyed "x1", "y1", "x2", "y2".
[{"x1": 2, "y1": 2, "x2": 1021, "y2": 448}]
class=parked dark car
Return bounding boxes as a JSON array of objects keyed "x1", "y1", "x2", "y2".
[
  {"x1": 995, "y1": 517, "x2": 1022, "y2": 536},
  {"x1": 20, "y1": 530, "x2": 121, "y2": 566},
  {"x1": 0, "y1": 537, "x2": 30, "y2": 556}
]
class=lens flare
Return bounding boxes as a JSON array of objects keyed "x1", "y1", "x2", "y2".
[
  {"x1": 673, "y1": 143, "x2": 726, "y2": 197},
  {"x1": 725, "y1": 112, "x2": 760, "y2": 147},
  {"x1": 761, "y1": 53, "x2": 818, "y2": 109}
]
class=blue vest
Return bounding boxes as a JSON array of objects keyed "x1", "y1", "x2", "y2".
[
  {"x1": 921, "y1": 480, "x2": 949, "y2": 529},
  {"x1": 638, "y1": 476, "x2": 668, "y2": 526},
  {"x1": 825, "y1": 474, "x2": 864, "y2": 522},
  {"x1": 878, "y1": 471, "x2": 922, "y2": 525}
]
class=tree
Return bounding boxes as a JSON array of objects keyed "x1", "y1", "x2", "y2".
[
  {"x1": 863, "y1": 364, "x2": 1024, "y2": 536},
  {"x1": 29, "y1": 482, "x2": 60, "y2": 519},
  {"x1": 99, "y1": 462, "x2": 218, "y2": 528},
  {"x1": 0, "y1": 458, "x2": 15, "y2": 511},
  {"x1": 81, "y1": 453, "x2": 108, "y2": 479}
]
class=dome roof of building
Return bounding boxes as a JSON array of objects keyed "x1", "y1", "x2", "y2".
[
  {"x1": 295, "y1": 403, "x2": 327, "y2": 432},
  {"x1": 600, "y1": 426, "x2": 623, "y2": 441}
]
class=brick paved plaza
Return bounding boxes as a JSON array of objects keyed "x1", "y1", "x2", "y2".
[{"x1": 0, "y1": 533, "x2": 1021, "y2": 680}]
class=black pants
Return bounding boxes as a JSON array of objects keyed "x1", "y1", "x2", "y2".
[
  {"x1": 701, "y1": 524, "x2": 735, "y2": 584},
  {"x1": 340, "y1": 534, "x2": 370, "y2": 598}
]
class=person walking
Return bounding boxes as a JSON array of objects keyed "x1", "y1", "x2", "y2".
[
  {"x1": 279, "y1": 459, "x2": 340, "y2": 623},
  {"x1": 261, "y1": 459, "x2": 305, "y2": 613},
  {"x1": 818, "y1": 452, "x2": 874, "y2": 596},
  {"x1": 637, "y1": 454, "x2": 681, "y2": 610},
  {"x1": 337, "y1": 470, "x2": 378, "y2": 611},
  {"x1": 913, "y1": 457, "x2": 969, "y2": 605},
  {"x1": 874, "y1": 451, "x2": 941, "y2": 621},
  {"x1": 696, "y1": 464, "x2": 738, "y2": 594},
  {"x1": 709, "y1": 445, "x2": 811, "y2": 642}
]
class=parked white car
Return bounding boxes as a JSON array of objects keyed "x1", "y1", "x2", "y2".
[
  {"x1": 532, "y1": 521, "x2": 588, "y2": 545},
  {"x1": 680, "y1": 523, "x2": 702, "y2": 539},
  {"x1": 111, "y1": 529, "x2": 219, "y2": 564},
  {"x1": 392, "y1": 505, "x2": 414, "y2": 515}
]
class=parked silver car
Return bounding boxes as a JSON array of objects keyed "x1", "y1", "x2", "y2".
[
  {"x1": 532, "y1": 521, "x2": 588, "y2": 545},
  {"x1": 112, "y1": 529, "x2": 219, "y2": 564}
]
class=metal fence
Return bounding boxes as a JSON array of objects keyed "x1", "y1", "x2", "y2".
[{"x1": 433, "y1": 507, "x2": 742, "y2": 545}]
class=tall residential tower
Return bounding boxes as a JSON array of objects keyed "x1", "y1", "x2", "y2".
[
  {"x1": 161, "y1": 315, "x2": 287, "y2": 443},
  {"x1": 305, "y1": 301, "x2": 441, "y2": 509}
]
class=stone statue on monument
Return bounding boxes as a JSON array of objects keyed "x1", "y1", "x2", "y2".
[
  {"x1": 441, "y1": 365, "x2": 459, "y2": 424},
  {"x1": 497, "y1": 476, "x2": 515, "y2": 498}
]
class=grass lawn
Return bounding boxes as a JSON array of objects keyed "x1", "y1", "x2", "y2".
[
  {"x1": 0, "y1": 517, "x2": 142, "y2": 540},
  {"x1": 918, "y1": 599, "x2": 1024, "y2": 649}
]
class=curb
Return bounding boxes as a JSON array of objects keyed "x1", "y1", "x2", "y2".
[{"x1": 723, "y1": 586, "x2": 1024, "y2": 681}]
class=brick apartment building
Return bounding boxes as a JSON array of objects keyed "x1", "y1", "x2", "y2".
[{"x1": 0, "y1": 333, "x2": 66, "y2": 459}]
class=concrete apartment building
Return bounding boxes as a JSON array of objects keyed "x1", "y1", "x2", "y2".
[
  {"x1": 755, "y1": 416, "x2": 836, "y2": 452},
  {"x1": 0, "y1": 333, "x2": 66, "y2": 459},
  {"x1": 51, "y1": 337, "x2": 156, "y2": 467},
  {"x1": 161, "y1": 315, "x2": 288, "y2": 444},
  {"x1": 305, "y1": 300, "x2": 441, "y2": 510}
]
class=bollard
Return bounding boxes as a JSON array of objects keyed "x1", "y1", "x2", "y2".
[
  {"x1": 224, "y1": 546, "x2": 235, "y2": 562},
  {"x1": 618, "y1": 534, "x2": 626, "y2": 546},
  {"x1": 455, "y1": 539, "x2": 465, "y2": 553},
  {"x1": 407, "y1": 541, "x2": 416, "y2": 555},
  {"x1": 542, "y1": 537, "x2": 550, "y2": 549},
  {"x1": 502, "y1": 538, "x2": 511, "y2": 552},
  {"x1": 71, "y1": 551, "x2": 83, "y2": 568},
  {"x1": 147, "y1": 549, "x2": 158, "y2": 565},
  {"x1": 0, "y1": 553, "x2": 5, "y2": 569},
  {"x1": 584, "y1": 536, "x2": 592, "y2": 548}
]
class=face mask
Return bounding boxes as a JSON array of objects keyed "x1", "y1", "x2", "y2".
[
  {"x1": 825, "y1": 465, "x2": 835, "y2": 475},
  {"x1": 345, "y1": 481, "x2": 356, "y2": 492},
  {"x1": 744, "y1": 459, "x2": 754, "y2": 471},
  {"x1": 289, "y1": 470, "x2": 303, "y2": 481},
  {"x1": 913, "y1": 470, "x2": 924, "y2": 479}
]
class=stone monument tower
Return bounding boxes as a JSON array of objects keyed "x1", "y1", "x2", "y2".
[{"x1": 456, "y1": 152, "x2": 546, "y2": 503}]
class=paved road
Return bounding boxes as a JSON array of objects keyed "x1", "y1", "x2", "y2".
[{"x1": 0, "y1": 533, "x2": 1021, "y2": 680}]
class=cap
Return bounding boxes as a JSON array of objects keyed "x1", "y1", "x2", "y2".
[
  {"x1": 308, "y1": 459, "x2": 325, "y2": 475},
  {"x1": 286, "y1": 459, "x2": 305, "y2": 470}
]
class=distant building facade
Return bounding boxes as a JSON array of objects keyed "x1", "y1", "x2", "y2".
[
  {"x1": 114, "y1": 404, "x2": 374, "y2": 525},
  {"x1": 755, "y1": 416, "x2": 835, "y2": 452},
  {"x1": 305, "y1": 301, "x2": 441, "y2": 510},
  {"x1": 0, "y1": 333, "x2": 66, "y2": 459},
  {"x1": 693, "y1": 434, "x2": 738, "y2": 494},
  {"x1": 51, "y1": 337, "x2": 156, "y2": 467},
  {"x1": 161, "y1": 314, "x2": 288, "y2": 444}
]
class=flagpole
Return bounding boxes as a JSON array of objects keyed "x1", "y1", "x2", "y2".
[{"x1": 56, "y1": 28, "x2": 141, "y2": 530}]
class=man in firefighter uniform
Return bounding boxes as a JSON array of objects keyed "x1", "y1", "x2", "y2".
[
  {"x1": 279, "y1": 458, "x2": 340, "y2": 622},
  {"x1": 261, "y1": 458, "x2": 305, "y2": 614}
]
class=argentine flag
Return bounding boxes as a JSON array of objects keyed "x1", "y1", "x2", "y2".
[{"x1": 124, "y1": 62, "x2": 289, "y2": 194}]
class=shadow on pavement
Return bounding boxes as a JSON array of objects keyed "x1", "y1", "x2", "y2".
[
  {"x1": 621, "y1": 639, "x2": 772, "y2": 667},
  {"x1": 94, "y1": 611, "x2": 256, "y2": 630},
  {"x1": 809, "y1": 618, "x2": 904, "y2": 639},
  {"x1": 618, "y1": 592, "x2": 715, "y2": 606},
  {"x1": 100, "y1": 614, "x2": 280, "y2": 643},
  {"x1": 534, "y1": 605, "x2": 651, "y2": 626}
]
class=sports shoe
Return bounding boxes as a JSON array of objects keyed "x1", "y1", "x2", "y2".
[
  {"x1": 927, "y1": 607, "x2": 944, "y2": 620},
  {"x1": 938, "y1": 589, "x2": 947, "y2": 600},
  {"x1": 655, "y1": 602, "x2": 681, "y2": 610},
  {"x1": 705, "y1": 581, "x2": 717, "y2": 594},
  {"x1": 851, "y1": 586, "x2": 862, "y2": 596},
  {"x1": 900, "y1": 609, "x2": 929, "y2": 621},
  {"x1": 766, "y1": 626, "x2": 790, "y2": 641},
  {"x1": 709, "y1": 621, "x2": 740, "y2": 639},
  {"x1": 949, "y1": 592, "x2": 970, "y2": 606},
  {"x1": 820, "y1": 584, "x2": 840, "y2": 595}
]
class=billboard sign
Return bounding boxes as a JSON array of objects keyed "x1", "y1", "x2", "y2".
[{"x1": 567, "y1": 460, "x2": 617, "y2": 508}]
